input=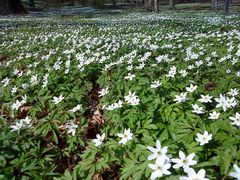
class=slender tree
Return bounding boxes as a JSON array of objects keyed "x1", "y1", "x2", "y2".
[
  {"x1": 211, "y1": 0, "x2": 217, "y2": 10},
  {"x1": 224, "y1": 0, "x2": 229, "y2": 13},
  {"x1": 29, "y1": 0, "x2": 35, "y2": 8},
  {"x1": 0, "y1": 0, "x2": 27, "y2": 15},
  {"x1": 111, "y1": 0, "x2": 117, "y2": 6},
  {"x1": 144, "y1": 0, "x2": 151, "y2": 11},
  {"x1": 154, "y1": 0, "x2": 159, "y2": 12},
  {"x1": 169, "y1": 0, "x2": 176, "y2": 9},
  {"x1": 92, "y1": 0, "x2": 105, "y2": 7},
  {"x1": 81, "y1": 0, "x2": 87, "y2": 6}
]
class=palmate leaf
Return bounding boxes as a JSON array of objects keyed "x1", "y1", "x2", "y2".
[
  {"x1": 121, "y1": 159, "x2": 151, "y2": 180},
  {"x1": 120, "y1": 159, "x2": 139, "y2": 180},
  {"x1": 185, "y1": 141, "x2": 203, "y2": 153},
  {"x1": 0, "y1": 156, "x2": 6, "y2": 167},
  {"x1": 120, "y1": 144, "x2": 150, "y2": 180},
  {"x1": 143, "y1": 119, "x2": 158, "y2": 130},
  {"x1": 164, "y1": 175, "x2": 180, "y2": 180}
]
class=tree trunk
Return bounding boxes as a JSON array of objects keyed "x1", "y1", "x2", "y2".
[
  {"x1": 29, "y1": 0, "x2": 35, "y2": 8},
  {"x1": 149, "y1": 0, "x2": 153, "y2": 11},
  {"x1": 92, "y1": 0, "x2": 104, "y2": 7},
  {"x1": 111, "y1": 0, "x2": 117, "y2": 6},
  {"x1": 154, "y1": 0, "x2": 158, "y2": 12},
  {"x1": 169, "y1": 0, "x2": 175, "y2": 9},
  {"x1": 81, "y1": 0, "x2": 87, "y2": 6},
  {"x1": 144, "y1": 0, "x2": 152, "y2": 11},
  {"x1": 224, "y1": 0, "x2": 229, "y2": 13},
  {"x1": 211, "y1": 0, "x2": 217, "y2": 10},
  {"x1": 0, "y1": 0, "x2": 27, "y2": 15},
  {"x1": 62, "y1": 0, "x2": 74, "y2": 5}
]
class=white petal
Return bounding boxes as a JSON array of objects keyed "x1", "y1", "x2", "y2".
[
  {"x1": 187, "y1": 153, "x2": 195, "y2": 160},
  {"x1": 150, "y1": 171, "x2": 162, "y2": 180},
  {"x1": 197, "y1": 169, "x2": 206, "y2": 178},
  {"x1": 148, "y1": 154, "x2": 157, "y2": 160},
  {"x1": 147, "y1": 146, "x2": 157, "y2": 153},
  {"x1": 179, "y1": 151, "x2": 186, "y2": 159},
  {"x1": 229, "y1": 172, "x2": 240, "y2": 178},
  {"x1": 156, "y1": 140, "x2": 161, "y2": 149},
  {"x1": 173, "y1": 163, "x2": 182, "y2": 169},
  {"x1": 163, "y1": 169, "x2": 171, "y2": 175},
  {"x1": 148, "y1": 164, "x2": 157, "y2": 170},
  {"x1": 117, "y1": 133, "x2": 124, "y2": 138},
  {"x1": 102, "y1": 133, "x2": 106, "y2": 140},
  {"x1": 233, "y1": 164, "x2": 240, "y2": 173}
]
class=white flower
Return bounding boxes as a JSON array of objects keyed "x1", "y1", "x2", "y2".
[
  {"x1": 236, "y1": 71, "x2": 240, "y2": 77},
  {"x1": 114, "y1": 100, "x2": 123, "y2": 108},
  {"x1": 215, "y1": 94, "x2": 232, "y2": 112},
  {"x1": 195, "y1": 60, "x2": 203, "y2": 67},
  {"x1": 105, "y1": 100, "x2": 123, "y2": 110},
  {"x1": 10, "y1": 120, "x2": 24, "y2": 131},
  {"x1": 22, "y1": 83, "x2": 28, "y2": 89},
  {"x1": 124, "y1": 91, "x2": 140, "y2": 106},
  {"x1": 99, "y1": 87, "x2": 109, "y2": 97},
  {"x1": 11, "y1": 100, "x2": 23, "y2": 111},
  {"x1": 228, "y1": 88, "x2": 239, "y2": 97},
  {"x1": 226, "y1": 69, "x2": 231, "y2": 74},
  {"x1": 147, "y1": 140, "x2": 168, "y2": 161},
  {"x1": 11, "y1": 86, "x2": 18, "y2": 94},
  {"x1": 196, "y1": 131, "x2": 212, "y2": 145},
  {"x1": 207, "y1": 61, "x2": 212, "y2": 66},
  {"x1": 171, "y1": 151, "x2": 197, "y2": 171},
  {"x1": 22, "y1": 116, "x2": 32, "y2": 125},
  {"x1": 124, "y1": 73, "x2": 135, "y2": 81},
  {"x1": 228, "y1": 96, "x2": 238, "y2": 108},
  {"x1": 198, "y1": 94, "x2": 212, "y2": 103},
  {"x1": 105, "y1": 104, "x2": 116, "y2": 111},
  {"x1": 186, "y1": 84, "x2": 197, "y2": 93},
  {"x1": 148, "y1": 156, "x2": 171, "y2": 180},
  {"x1": 180, "y1": 168, "x2": 208, "y2": 180},
  {"x1": 21, "y1": 94, "x2": 27, "y2": 104},
  {"x1": 174, "y1": 92, "x2": 188, "y2": 103},
  {"x1": 192, "y1": 104, "x2": 204, "y2": 114},
  {"x1": 52, "y1": 95, "x2": 64, "y2": 104},
  {"x1": 179, "y1": 70, "x2": 188, "y2": 77},
  {"x1": 69, "y1": 104, "x2": 82, "y2": 113},
  {"x1": 92, "y1": 133, "x2": 105, "y2": 147},
  {"x1": 1, "y1": 77, "x2": 10, "y2": 87},
  {"x1": 188, "y1": 65, "x2": 195, "y2": 70},
  {"x1": 229, "y1": 164, "x2": 240, "y2": 179},
  {"x1": 66, "y1": 122, "x2": 78, "y2": 136},
  {"x1": 150, "y1": 80, "x2": 162, "y2": 88},
  {"x1": 166, "y1": 66, "x2": 177, "y2": 77},
  {"x1": 30, "y1": 75, "x2": 38, "y2": 85},
  {"x1": 117, "y1": 128, "x2": 133, "y2": 145},
  {"x1": 229, "y1": 112, "x2": 240, "y2": 127},
  {"x1": 208, "y1": 111, "x2": 220, "y2": 120}
]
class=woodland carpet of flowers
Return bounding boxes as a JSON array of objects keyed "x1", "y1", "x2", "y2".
[{"x1": 1, "y1": 11, "x2": 240, "y2": 179}]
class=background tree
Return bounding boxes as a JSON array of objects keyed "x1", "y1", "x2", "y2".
[
  {"x1": 0, "y1": 0, "x2": 27, "y2": 14},
  {"x1": 111, "y1": 0, "x2": 117, "y2": 6},
  {"x1": 169, "y1": 0, "x2": 176, "y2": 9},
  {"x1": 224, "y1": 0, "x2": 229, "y2": 13},
  {"x1": 29, "y1": 0, "x2": 35, "y2": 8},
  {"x1": 144, "y1": 0, "x2": 152, "y2": 11},
  {"x1": 154, "y1": 0, "x2": 159, "y2": 12},
  {"x1": 91, "y1": 0, "x2": 105, "y2": 7},
  {"x1": 211, "y1": 0, "x2": 217, "y2": 10},
  {"x1": 80, "y1": 0, "x2": 87, "y2": 6}
]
